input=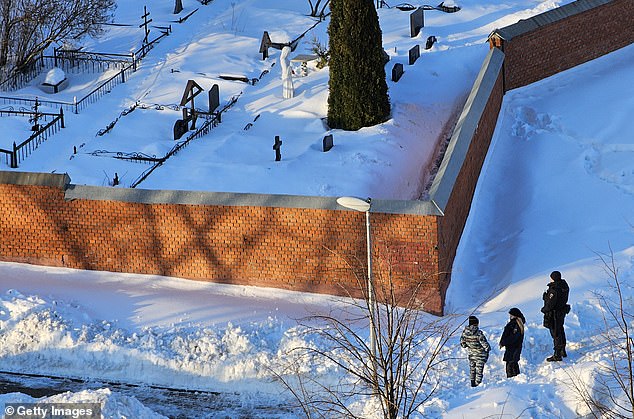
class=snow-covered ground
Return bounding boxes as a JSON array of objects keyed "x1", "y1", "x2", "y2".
[
  {"x1": 2, "y1": 0, "x2": 634, "y2": 417},
  {"x1": 3, "y1": 0, "x2": 491, "y2": 199}
]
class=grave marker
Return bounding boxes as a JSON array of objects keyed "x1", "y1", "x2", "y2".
[
  {"x1": 391, "y1": 63, "x2": 404, "y2": 82},
  {"x1": 273, "y1": 136, "x2": 282, "y2": 161},
  {"x1": 425, "y1": 35, "x2": 437, "y2": 50},
  {"x1": 408, "y1": 45, "x2": 420, "y2": 65},
  {"x1": 410, "y1": 7, "x2": 424, "y2": 38},
  {"x1": 209, "y1": 84, "x2": 219, "y2": 113},
  {"x1": 173, "y1": 119, "x2": 188, "y2": 140},
  {"x1": 323, "y1": 134, "x2": 333, "y2": 152},
  {"x1": 180, "y1": 79, "x2": 203, "y2": 129},
  {"x1": 259, "y1": 31, "x2": 272, "y2": 60},
  {"x1": 173, "y1": 80, "x2": 204, "y2": 140},
  {"x1": 140, "y1": 6, "x2": 153, "y2": 45}
]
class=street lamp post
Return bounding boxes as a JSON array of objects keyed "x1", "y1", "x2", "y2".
[{"x1": 336, "y1": 196, "x2": 377, "y2": 379}]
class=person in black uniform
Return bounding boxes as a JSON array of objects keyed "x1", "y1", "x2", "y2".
[{"x1": 541, "y1": 270, "x2": 570, "y2": 361}]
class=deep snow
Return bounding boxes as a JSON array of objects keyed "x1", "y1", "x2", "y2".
[{"x1": 2, "y1": 0, "x2": 634, "y2": 417}]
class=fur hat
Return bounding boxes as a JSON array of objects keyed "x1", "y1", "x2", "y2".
[
  {"x1": 509, "y1": 307, "x2": 526, "y2": 324},
  {"x1": 468, "y1": 315, "x2": 479, "y2": 326},
  {"x1": 550, "y1": 270, "x2": 562, "y2": 281}
]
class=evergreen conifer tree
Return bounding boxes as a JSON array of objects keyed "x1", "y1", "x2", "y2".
[{"x1": 328, "y1": 0, "x2": 390, "y2": 131}]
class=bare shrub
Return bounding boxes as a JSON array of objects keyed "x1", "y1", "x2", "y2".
[{"x1": 272, "y1": 257, "x2": 459, "y2": 418}]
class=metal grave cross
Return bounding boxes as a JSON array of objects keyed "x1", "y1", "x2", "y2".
[
  {"x1": 273, "y1": 136, "x2": 283, "y2": 161},
  {"x1": 140, "y1": 6, "x2": 153, "y2": 44}
]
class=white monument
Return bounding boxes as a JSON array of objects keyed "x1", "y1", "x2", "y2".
[{"x1": 280, "y1": 46, "x2": 294, "y2": 99}]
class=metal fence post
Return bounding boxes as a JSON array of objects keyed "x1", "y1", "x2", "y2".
[{"x1": 11, "y1": 142, "x2": 17, "y2": 168}]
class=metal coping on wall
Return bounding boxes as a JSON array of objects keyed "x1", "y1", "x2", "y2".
[
  {"x1": 427, "y1": 47, "x2": 505, "y2": 213},
  {"x1": 0, "y1": 170, "x2": 70, "y2": 189},
  {"x1": 492, "y1": 0, "x2": 611, "y2": 41},
  {"x1": 61, "y1": 184, "x2": 443, "y2": 215},
  {"x1": 0, "y1": 169, "x2": 440, "y2": 215}
]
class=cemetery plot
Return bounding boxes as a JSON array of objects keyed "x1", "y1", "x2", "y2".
[
  {"x1": 70, "y1": 108, "x2": 184, "y2": 187},
  {"x1": 1, "y1": 1, "x2": 472, "y2": 199}
]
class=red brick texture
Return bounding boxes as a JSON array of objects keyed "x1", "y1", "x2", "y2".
[
  {"x1": 0, "y1": 183, "x2": 445, "y2": 314},
  {"x1": 501, "y1": 0, "x2": 634, "y2": 90}
]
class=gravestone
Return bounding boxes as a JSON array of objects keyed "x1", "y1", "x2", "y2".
[
  {"x1": 323, "y1": 134, "x2": 333, "y2": 152},
  {"x1": 209, "y1": 84, "x2": 219, "y2": 113},
  {"x1": 173, "y1": 119, "x2": 188, "y2": 140},
  {"x1": 410, "y1": 7, "x2": 424, "y2": 38},
  {"x1": 391, "y1": 63, "x2": 404, "y2": 82},
  {"x1": 173, "y1": 0, "x2": 183, "y2": 14},
  {"x1": 408, "y1": 45, "x2": 420, "y2": 65},
  {"x1": 425, "y1": 35, "x2": 437, "y2": 50},
  {"x1": 273, "y1": 136, "x2": 282, "y2": 161}
]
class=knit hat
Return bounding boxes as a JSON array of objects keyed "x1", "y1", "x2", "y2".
[
  {"x1": 468, "y1": 315, "x2": 479, "y2": 326},
  {"x1": 550, "y1": 270, "x2": 562, "y2": 281},
  {"x1": 509, "y1": 307, "x2": 526, "y2": 324}
]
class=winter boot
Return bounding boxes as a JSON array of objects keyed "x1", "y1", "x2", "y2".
[
  {"x1": 471, "y1": 379, "x2": 477, "y2": 387},
  {"x1": 546, "y1": 354, "x2": 562, "y2": 362},
  {"x1": 561, "y1": 348, "x2": 567, "y2": 358}
]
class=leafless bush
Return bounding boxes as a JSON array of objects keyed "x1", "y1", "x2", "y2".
[
  {"x1": 566, "y1": 246, "x2": 634, "y2": 418},
  {"x1": 272, "y1": 257, "x2": 460, "y2": 418},
  {"x1": 0, "y1": 0, "x2": 116, "y2": 72}
]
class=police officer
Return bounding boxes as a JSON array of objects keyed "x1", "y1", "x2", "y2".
[{"x1": 541, "y1": 270, "x2": 570, "y2": 361}]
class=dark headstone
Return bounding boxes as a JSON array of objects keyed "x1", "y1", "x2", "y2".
[
  {"x1": 425, "y1": 35, "x2": 437, "y2": 50},
  {"x1": 273, "y1": 136, "x2": 282, "y2": 161},
  {"x1": 323, "y1": 134, "x2": 333, "y2": 152},
  {"x1": 173, "y1": 119, "x2": 188, "y2": 140},
  {"x1": 173, "y1": 0, "x2": 183, "y2": 14},
  {"x1": 209, "y1": 84, "x2": 219, "y2": 113},
  {"x1": 408, "y1": 45, "x2": 420, "y2": 65},
  {"x1": 391, "y1": 63, "x2": 404, "y2": 82},
  {"x1": 410, "y1": 7, "x2": 424, "y2": 38}
]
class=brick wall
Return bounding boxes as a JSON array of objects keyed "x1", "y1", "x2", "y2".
[
  {"x1": 0, "y1": 178, "x2": 446, "y2": 314},
  {"x1": 498, "y1": 0, "x2": 634, "y2": 90}
]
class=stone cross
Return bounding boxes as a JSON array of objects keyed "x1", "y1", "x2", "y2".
[{"x1": 273, "y1": 136, "x2": 282, "y2": 161}]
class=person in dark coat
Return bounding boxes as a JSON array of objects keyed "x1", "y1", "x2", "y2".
[
  {"x1": 460, "y1": 315, "x2": 491, "y2": 387},
  {"x1": 499, "y1": 307, "x2": 526, "y2": 378},
  {"x1": 541, "y1": 270, "x2": 570, "y2": 361}
]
